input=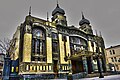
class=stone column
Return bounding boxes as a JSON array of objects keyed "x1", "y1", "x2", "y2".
[
  {"x1": 101, "y1": 58, "x2": 106, "y2": 72},
  {"x1": 91, "y1": 57, "x2": 95, "y2": 73},
  {"x1": 69, "y1": 60, "x2": 72, "y2": 74},
  {"x1": 101, "y1": 56, "x2": 107, "y2": 72},
  {"x1": 82, "y1": 57, "x2": 88, "y2": 73}
]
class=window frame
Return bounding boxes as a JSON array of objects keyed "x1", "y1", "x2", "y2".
[{"x1": 32, "y1": 28, "x2": 46, "y2": 62}]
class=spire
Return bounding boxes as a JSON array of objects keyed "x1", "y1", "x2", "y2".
[
  {"x1": 56, "y1": 0, "x2": 59, "y2": 8},
  {"x1": 29, "y1": 6, "x2": 31, "y2": 16},
  {"x1": 47, "y1": 12, "x2": 49, "y2": 21},
  {"x1": 95, "y1": 30, "x2": 98, "y2": 36},
  {"x1": 81, "y1": 11, "x2": 85, "y2": 19},
  {"x1": 57, "y1": 0, "x2": 58, "y2": 5},
  {"x1": 99, "y1": 31, "x2": 102, "y2": 37},
  {"x1": 47, "y1": 12, "x2": 50, "y2": 26}
]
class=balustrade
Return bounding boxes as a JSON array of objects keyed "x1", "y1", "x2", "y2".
[{"x1": 19, "y1": 62, "x2": 53, "y2": 73}]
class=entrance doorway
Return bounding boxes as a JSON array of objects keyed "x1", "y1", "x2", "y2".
[
  {"x1": 53, "y1": 60, "x2": 58, "y2": 75},
  {"x1": 87, "y1": 57, "x2": 93, "y2": 74},
  {"x1": 72, "y1": 60, "x2": 84, "y2": 74}
]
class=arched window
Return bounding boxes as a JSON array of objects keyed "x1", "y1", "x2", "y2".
[
  {"x1": 70, "y1": 37, "x2": 87, "y2": 55},
  {"x1": 32, "y1": 28, "x2": 46, "y2": 62}
]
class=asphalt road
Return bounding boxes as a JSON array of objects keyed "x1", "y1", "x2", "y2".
[
  {"x1": 80, "y1": 74, "x2": 120, "y2": 80},
  {"x1": 50, "y1": 74, "x2": 120, "y2": 80}
]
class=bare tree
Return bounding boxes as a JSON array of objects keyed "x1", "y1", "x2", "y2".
[{"x1": 0, "y1": 38, "x2": 16, "y2": 57}]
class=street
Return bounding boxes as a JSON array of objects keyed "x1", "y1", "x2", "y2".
[
  {"x1": 51, "y1": 74, "x2": 120, "y2": 80},
  {"x1": 80, "y1": 74, "x2": 120, "y2": 80}
]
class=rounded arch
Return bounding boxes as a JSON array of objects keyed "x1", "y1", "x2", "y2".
[
  {"x1": 69, "y1": 36, "x2": 87, "y2": 55},
  {"x1": 32, "y1": 28, "x2": 45, "y2": 39},
  {"x1": 32, "y1": 23, "x2": 46, "y2": 33}
]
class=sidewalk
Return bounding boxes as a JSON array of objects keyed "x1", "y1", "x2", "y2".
[{"x1": 86, "y1": 72, "x2": 112, "y2": 78}]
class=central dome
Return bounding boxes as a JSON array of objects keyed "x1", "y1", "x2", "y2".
[{"x1": 52, "y1": 4, "x2": 65, "y2": 16}]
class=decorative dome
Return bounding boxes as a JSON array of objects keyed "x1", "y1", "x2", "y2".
[
  {"x1": 79, "y1": 12, "x2": 90, "y2": 26},
  {"x1": 52, "y1": 4, "x2": 65, "y2": 16}
]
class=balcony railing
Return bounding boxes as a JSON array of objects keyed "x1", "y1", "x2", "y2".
[
  {"x1": 70, "y1": 49, "x2": 93, "y2": 60},
  {"x1": 19, "y1": 62, "x2": 53, "y2": 74}
]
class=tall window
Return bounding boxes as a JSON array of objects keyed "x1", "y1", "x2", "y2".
[
  {"x1": 32, "y1": 28, "x2": 46, "y2": 62},
  {"x1": 109, "y1": 50, "x2": 112, "y2": 55},
  {"x1": 116, "y1": 65, "x2": 119, "y2": 70},
  {"x1": 52, "y1": 33, "x2": 58, "y2": 40},
  {"x1": 111, "y1": 57, "x2": 114, "y2": 62},
  {"x1": 113, "y1": 50, "x2": 115, "y2": 54},
  {"x1": 114, "y1": 57, "x2": 117, "y2": 62},
  {"x1": 52, "y1": 42, "x2": 58, "y2": 53},
  {"x1": 52, "y1": 33, "x2": 59, "y2": 59},
  {"x1": 52, "y1": 33, "x2": 58, "y2": 53}
]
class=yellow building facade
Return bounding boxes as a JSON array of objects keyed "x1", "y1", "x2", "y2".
[
  {"x1": 106, "y1": 45, "x2": 120, "y2": 71},
  {"x1": 10, "y1": 3, "x2": 107, "y2": 79}
]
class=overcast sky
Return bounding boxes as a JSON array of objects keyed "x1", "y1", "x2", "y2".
[{"x1": 0, "y1": 0, "x2": 120, "y2": 48}]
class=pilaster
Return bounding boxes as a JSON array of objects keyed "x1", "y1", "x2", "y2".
[
  {"x1": 46, "y1": 37, "x2": 52, "y2": 63},
  {"x1": 58, "y1": 34, "x2": 68, "y2": 64},
  {"x1": 66, "y1": 36, "x2": 71, "y2": 57},
  {"x1": 88, "y1": 41, "x2": 93, "y2": 52},
  {"x1": 23, "y1": 33, "x2": 32, "y2": 62}
]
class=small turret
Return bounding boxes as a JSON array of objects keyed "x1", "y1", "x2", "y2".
[
  {"x1": 79, "y1": 12, "x2": 90, "y2": 26},
  {"x1": 79, "y1": 12, "x2": 93, "y2": 35},
  {"x1": 51, "y1": 1, "x2": 67, "y2": 26},
  {"x1": 52, "y1": 3, "x2": 65, "y2": 16}
]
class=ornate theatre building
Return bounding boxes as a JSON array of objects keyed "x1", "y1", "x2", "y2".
[{"x1": 8, "y1": 3, "x2": 106, "y2": 79}]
